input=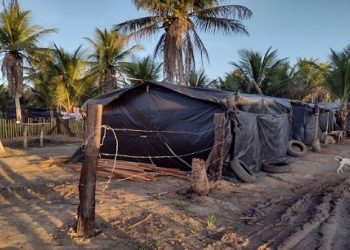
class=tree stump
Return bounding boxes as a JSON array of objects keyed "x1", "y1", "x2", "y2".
[{"x1": 192, "y1": 158, "x2": 209, "y2": 196}]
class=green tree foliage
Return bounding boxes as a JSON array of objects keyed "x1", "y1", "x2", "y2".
[
  {"x1": 29, "y1": 45, "x2": 96, "y2": 112},
  {"x1": 325, "y1": 45, "x2": 350, "y2": 129},
  {"x1": 230, "y1": 47, "x2": 287, "y2": 95},
  {"x1": 115, "y1": 0, "x2": 252, "y2": 84},
  {"x1": 187, "y1": 69, "x2": 217, "y2": 88},
  {"x1": 120, "y1": 56, "x2": 162, "y2": 85},
  {"x1": 85, "y1": 28, "x2": 140, "y2": 93},
  {"x1": 0, "y1": 1, "x2": 55, "y2": 121}
]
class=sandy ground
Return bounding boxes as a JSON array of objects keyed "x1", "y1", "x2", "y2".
[{"x1": 0, "y1": 137, "x2": 350, "y2": 250}]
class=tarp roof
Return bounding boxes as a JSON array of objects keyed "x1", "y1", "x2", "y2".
[{"x1": 84, "y1": 81, "x2": 292, "y2": 114}]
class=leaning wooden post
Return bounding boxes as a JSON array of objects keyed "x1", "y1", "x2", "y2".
[
  {"x1": 76, "y1": 104, "x2": 103, "y2": 237},
  {"x1": 208, "y1": 113, "x2": 226, "y2": 180}
]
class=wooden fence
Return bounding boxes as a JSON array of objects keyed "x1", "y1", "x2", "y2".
[{"x1": 0, "y1": 118, "x2": 85, "y2": 139}]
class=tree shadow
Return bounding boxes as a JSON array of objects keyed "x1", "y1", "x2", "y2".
[{"x1": 0, "y1": 159, "x2": 141, "y2": 249}]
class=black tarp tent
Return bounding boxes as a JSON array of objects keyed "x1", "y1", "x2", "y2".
[
  {"x1": 84, "y1": 81, "x2": 292, "y2": 177},
  {"x1": 291, "y1": 101, "x2": 341, "y2": 145}
]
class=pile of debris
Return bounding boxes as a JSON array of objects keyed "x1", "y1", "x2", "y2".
[{"x1": 34, "y1": 156, "x2": 190, "y2": 181}]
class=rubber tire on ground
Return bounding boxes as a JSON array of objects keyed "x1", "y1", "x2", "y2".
[
  {"x1": 262, "y1": 160, "x2": 291, "y2": 173},
  {"x1": 287, "y1": 140, "x2": 307, "y2": 157},
  {"x1": 230, "y1": 159, "x2": 255, "y2": 183}
]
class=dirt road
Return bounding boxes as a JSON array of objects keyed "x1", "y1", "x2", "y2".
[{"x1": 0, "y1": 139, "x2": 349, "y2": 249}]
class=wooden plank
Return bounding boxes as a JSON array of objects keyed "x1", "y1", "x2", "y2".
[
  {"x1": 208, "y1": 113, "x2": 226, "y2": 181},
  {"x1": 76, "y1": 104, "x2": 103, "y2": 237}
]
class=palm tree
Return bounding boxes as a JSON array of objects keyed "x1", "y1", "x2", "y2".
[
  {"x1": 115, "y1": 0, "x2": 252, "y2": 84},
  {"x1": 293, "y1": 59, "x2": 330, "y2": 102},
  {"x1": 215, "y1": 70, "x2": 248, "y2": 92},
  {"x1": 0, "y1": 1, "x2": 55, "y2": 122},
  {"x1": 326, "y1": 45, "x2": 350, "y2": 130},
  {"x1": 46, "y1": 45, "x2": 96, "y2": 112},
  {"x1": 230, "y1": 47, "x2": 287, "y2": 95},
  {"x1": 85, "y1": 28, "x2": 140, "y2": 94},
  {"x1": 120, "y1": 56, "x2": 162, "y2": 85},
  {"x1": 187, "y1": 69, "x2": 216, "y2": 88}
]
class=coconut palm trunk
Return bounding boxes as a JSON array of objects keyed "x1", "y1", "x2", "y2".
[{"x1": 4, "y1": 54, "x2": 24, "y2": 123}]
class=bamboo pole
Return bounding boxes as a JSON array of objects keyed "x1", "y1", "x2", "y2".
[{"x1": 76, "y1": 104, "x2": 103, "y2": 237}]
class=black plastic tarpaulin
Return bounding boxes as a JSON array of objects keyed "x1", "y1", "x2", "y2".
[
  {"x1": 83, "y1": 81, "x2": 292, "y2": 176},
  {"x1": 291, "y1": 101, "x2": 341, "y2": 145}
]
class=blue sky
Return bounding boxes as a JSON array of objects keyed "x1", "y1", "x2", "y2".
[{"x1": 16, "y1": 0, "x2": 350, "y2": 79}]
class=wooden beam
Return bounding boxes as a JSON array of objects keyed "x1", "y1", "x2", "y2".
[
  {"x1": 208, "y1": 113, "x2": 226, "y2": 181},
  {"x1": 76, "y1": 104, "x2": 103, "y2": 237}
]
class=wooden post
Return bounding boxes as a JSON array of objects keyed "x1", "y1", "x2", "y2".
[
  {"x1": 23, "y1": 125, "x2": 28, "y2": 149},
  {"x1": 192, "y1": 158, "x2": 209, "y2": 196},
  {"x1": 207, "y1": 113, "x2": 226, "y2": 180},
  {"x1": 312, "y1": 106, "x2": 322, "y2": 153},
  {"x1": 76, "y1": 104, "x2": 103, "y2": 237},
  {"x1": 0, "y1": 139, "x2": 5, "y2": 154},
  {"x1": 40, "y1": 129, "x2": 44, "y2": 147}
]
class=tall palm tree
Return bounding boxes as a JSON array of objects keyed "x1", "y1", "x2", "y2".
[
  {"x1": 120, "y1": 56, "x2": 162, "y2": 85},
  {"x1": 85, "y1": 28, "x2": 140, "y2": 94},
  {"x1": 115, "y1": 0, "x2": 252, "y2": 84},
  {"x1": 326, "y1": 45, "x2": 350, "y2": 130},
  {"x1": 231, "y1": 47, "x2": 287, "y2": 95},
  {"x1": 0, "y1": 1, "x2": 55, "y2": 122}
]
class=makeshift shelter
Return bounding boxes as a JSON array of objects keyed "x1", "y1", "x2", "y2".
[
  {"x1": 84, "y1": 81, "x2": 292, "y2": 177},
  {"x1": 291, "y1": 101, "x2": 341, "y2": 145}
]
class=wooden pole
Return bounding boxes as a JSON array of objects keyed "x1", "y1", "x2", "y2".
[
  {"x1": 23, "y1": 125, "x2": 28, "y2": 149},
  {"x1": 208, "y1": 113, "x2": 226, "y2": 180},
  {"x1": 39, "y1": 129, "x2": 44, "y2": 147},
  {"x1": 76, "y1": 104, "x2": 103, "y2": 237}
]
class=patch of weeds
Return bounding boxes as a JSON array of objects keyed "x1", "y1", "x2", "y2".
[
  {"x1": 175, "y1": 232, "x2": 186, "y2": 242},
  {"x1": 207, "y1": 214, "x2": 217, "y2": 229},
  {"x1": 186, "y1": 221, "x2": 200, "y2": 234}
]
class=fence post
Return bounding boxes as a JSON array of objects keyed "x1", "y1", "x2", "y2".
[
  {"x1": 207, "y1": 113, "x2": 226, "y2": 180},
  {"x1": 76, "y1": 104, "x2": 103, "y2": 237},
  {"x1": 23, "y1": 125, "x2": 28, "y2": 149},
  {"x1": 40, "y1": 129, "x2": 44, "y2": 147}
]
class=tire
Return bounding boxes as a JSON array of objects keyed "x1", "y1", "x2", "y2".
[
  {"x1": 230, "y1": 159, "x2": 255, "y2": 183},
  {"x1": 262, "y1": 160, "x2": 291, "y2": 173},
  {"x1": 287, "y1": 140, "x2": 307, "y2": 157}
]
